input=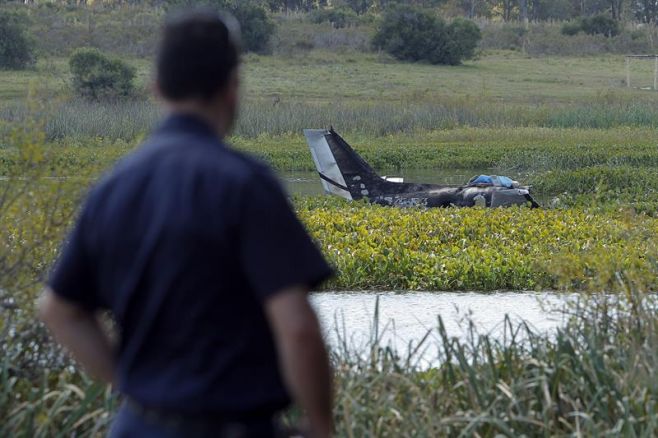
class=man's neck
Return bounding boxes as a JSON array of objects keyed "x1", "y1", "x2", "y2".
[{"x1": 166, "y1": 104, "x2": 227, "y2": 139}]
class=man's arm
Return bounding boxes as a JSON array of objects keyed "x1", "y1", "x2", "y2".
[
  {"x1": 38, "y1": 288, "x2": 116, "y2": 385},
  {"x1": 265, "y1": 287, "x2": 333, "y2": 438}
]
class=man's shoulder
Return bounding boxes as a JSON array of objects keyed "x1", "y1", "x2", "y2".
[{"x1": 93, "y1": 136, "x2": 278, "y2": 198}]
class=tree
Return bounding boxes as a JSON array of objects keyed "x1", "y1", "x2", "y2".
[
  {"x1": 230, "y1": 2, "x2": 276, "y2": 53},
  {"x1": 610, "y1": 0, "x2": 624, "y2": 19},
  {"x1": 166, "y1": 0, "x2": 276, "y2": 52},
  {"x1": 444, "y1": 17, "x2": 481, "y2": 63},
  {"x1": 634, "y1": 0, "x2": 658, "y2": 23},
  {"x1": 0, "y1": 11, "x2": 35, "y2": 70},
  {"x1": 372, "y1": 4, "x2": 481, "y2": 65},
  {"x1": 69, "y1": 48, "x2": 136, "y2": 100},
  {"x1": 581, "y1": 13, "x2": 620, "y2": 35}
]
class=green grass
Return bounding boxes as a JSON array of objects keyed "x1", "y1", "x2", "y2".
[
  {"x1": 241, "y1": 50, "x2": 657, "y2": 104},
  {"x1": 2, "y1": 50, "x2": 657, "y2": 107}
]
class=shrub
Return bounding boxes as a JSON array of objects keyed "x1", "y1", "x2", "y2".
[
  {"x1": 166, "y1": 0, "x2": 276, "y2": 53},
  {"x1": 445, "y1": 18, "x2": 481, "y2": 64},
  {"x1": 372, "y1": 5, "x2": 481, "y2": 65},
  {"x1": 561, "y1": 21, "x2": 582, "y2": 36},
  {"x1": 230, "y1": 2, "x2": 276, "y2": 53},
  {"x1": 581, "y1": 14, "x2": 619, "y2": 37},
  {"x1": 310, "y1": 7, "x2": 359, "y2": 29},
  {"x1": 69, "y1": 48, "x2": 136, "y2": 100},
  {"x1": 0, "y1": 11, "x2": 36, "y2": 70}
]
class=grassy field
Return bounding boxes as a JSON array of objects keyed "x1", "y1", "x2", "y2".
[
  {"x1": 3, "y1": 50, "x2": 658, "y2": 105},
  {"x1": 241, "y1": 51, "x2": 654, "y2": 103}
]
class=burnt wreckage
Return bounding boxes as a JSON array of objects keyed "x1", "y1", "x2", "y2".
[{"x1": 303, "y1": 128, "x2": 539, "y2": 208}]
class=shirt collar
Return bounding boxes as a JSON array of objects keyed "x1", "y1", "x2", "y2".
[{"x1": 155, "y1": 113, "x2": 220, "y2": 140}]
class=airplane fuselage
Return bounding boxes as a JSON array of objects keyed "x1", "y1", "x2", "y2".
[{"x1": 304, "y1": 128, "x2": 539, "y2": 209}]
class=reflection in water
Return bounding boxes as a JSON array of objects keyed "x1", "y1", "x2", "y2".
[
  {"x1": 280, "y1": 168, "x2": 531, "y2": 197},
  {"x1": 310, "y1": 292, "x2": 569, "y2": 363}
]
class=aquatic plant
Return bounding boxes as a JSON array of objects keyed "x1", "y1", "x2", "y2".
[{"x1": 296, "y1": 197, "x2": 658, "y2": 291}]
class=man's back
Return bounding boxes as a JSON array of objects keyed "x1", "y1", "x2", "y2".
[{"x1": 51, "y1": 114, "x2": 330, "y2": 415}]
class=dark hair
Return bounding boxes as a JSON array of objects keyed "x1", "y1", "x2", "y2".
[{"x1": 157, "y1": 9, "x2": 241, "y2": 102}]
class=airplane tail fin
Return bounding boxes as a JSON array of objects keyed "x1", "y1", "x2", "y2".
[{"x1": 303, "y1": 128, "x2": 384, "y2": 200}]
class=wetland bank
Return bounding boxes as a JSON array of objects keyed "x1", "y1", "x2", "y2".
[{"x1": 4, "y1": 6, "x2": 658, "y2": 435}]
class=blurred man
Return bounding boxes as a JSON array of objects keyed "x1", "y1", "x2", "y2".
[{"x1": 39, "y1": 9, "x2": 333, "y2": 438}]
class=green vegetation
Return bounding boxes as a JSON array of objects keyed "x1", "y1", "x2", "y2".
[
  {"x1": 69, "y1": 48, "x2": 136, "y2": 100},
  {"x1": 563, "y1": 14, "x2": 621, "y2": 38},
  {"x1": 0, "y1": 10, "x2": 35, "y2": 69},
  {"x1": 228, "y1": 1, "x2": 276, "y2": 53},
  {"x1": 372, "y1": 5, "x2": 481, "y2": 65},
  {"x1": 298, "y1": 198, "x2": 658, "y2": 291},
  {"x1": 310, "y1": 7, "x2": 361, "y2": 29},
  {"x1": 4, "y1": 50, "x2": 658, "y2": 116},
  {"x1": 4, "y1": 127, "x2": 657, "y2": 213}
]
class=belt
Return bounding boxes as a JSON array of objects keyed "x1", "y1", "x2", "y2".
[{"x1": 124, "y1": 398, "x2": 279, "y2": 437}]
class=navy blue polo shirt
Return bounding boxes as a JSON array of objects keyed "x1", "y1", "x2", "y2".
[{"x1": 48, "y1": 113, "x2": 332, "y2": 416}]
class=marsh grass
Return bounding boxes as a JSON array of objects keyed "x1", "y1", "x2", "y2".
[
  {"x1": 331, "y1": 285, "x2": 658, "y2": 436},
  {"x1": 6, "y1": 98, "x2": 658, "y2": 141},
  {"x1": 3, "y1": 286, "x2": 658, "y2": 436}
]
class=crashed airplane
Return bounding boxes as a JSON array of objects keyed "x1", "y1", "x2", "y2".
[{"x1": 303, "y1": 128, "x2": 539, "y2": 208}]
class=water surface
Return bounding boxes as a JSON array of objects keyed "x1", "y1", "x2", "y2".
[{"x1": 310, "y1": 291, "x2": 569, "y2": 363}]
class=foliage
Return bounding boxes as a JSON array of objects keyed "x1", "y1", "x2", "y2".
[
  {"x1": 69, "y1": 48, "x2": 136, "y2": 100},
  {"x1": 230, "y1": 2, "x2": 277, "y2": 54},
  {"x1": 166, "y1": 0, "x2": 276, "y2": 53},
  {"x1": 560, "y1": 20, "x2": 581, "y2": 36},
  {"x1": 581, "y1": 14, "x2": 620, "y2": 38},
  {"x1": 445, "y1": 17, "x2": 481, "y2": 63},
  {"x1": 296, "y1": 199, "x2": 658, "y2": 291},
  {"x1": 310, "y1": 7, "x2": 359, "y2": 28},
  {"x1": 0, "y1": 10, "x2": 35, "y2": 70},
  {"x1": 372, "y1": 4, "x2": 481, "y2": 65}
]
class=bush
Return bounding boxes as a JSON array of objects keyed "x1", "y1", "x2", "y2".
[
  {"x1": 581, "y1": 14, "x2": 619, "y2": 37},
  {"x1": 166, "y1": 0, "x2": 276, "y2": 53},
  {"x1": 310, "y1": 7, "x2": 359, "y2": 29},
  {"x1": 0, "y1": 11, "x2": 36, "y2": 70},
  {"x1": 230, "y1": 2, "x2": 276, "y2": 53},
  {"x1": 69, "y1": 48, "x2": 136, "y2": 100},
  {"x1": 561, "y1": 21, "x2": 582, "y2": 36},
  {"x1": 445, "y1": 18, "x2": 481, "y2": 64},
  {"x1": 372, "y1": 5, "x2": 481, "y2": 65}
]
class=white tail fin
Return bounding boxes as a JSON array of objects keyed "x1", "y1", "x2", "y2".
[{"x1": 303, "y1": 129, "x2": 353, "y2": 200}]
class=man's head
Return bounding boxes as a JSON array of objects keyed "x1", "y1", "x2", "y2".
[{"x1": 156, "y1": 9, "x2": 241, "y2": 137}]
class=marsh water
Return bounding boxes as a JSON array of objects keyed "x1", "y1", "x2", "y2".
[{"x1": 310, "y1": 292, "x2": 570, "y2": 362}]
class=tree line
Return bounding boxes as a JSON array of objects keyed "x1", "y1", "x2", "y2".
[
  {"x1": 13, "y1": 0, "x2": 658, "y2": 23},
  {"x1": 265, "y1": 0, "x2": 658, "y2": 24}
]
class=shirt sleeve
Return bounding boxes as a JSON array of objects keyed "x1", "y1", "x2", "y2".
[
  {"x1": 238, "y1": 169, "x2": 333, "y2": 301},
  {"x1": 47, "y1": 201, "x2": 99, "y2": 311}
]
